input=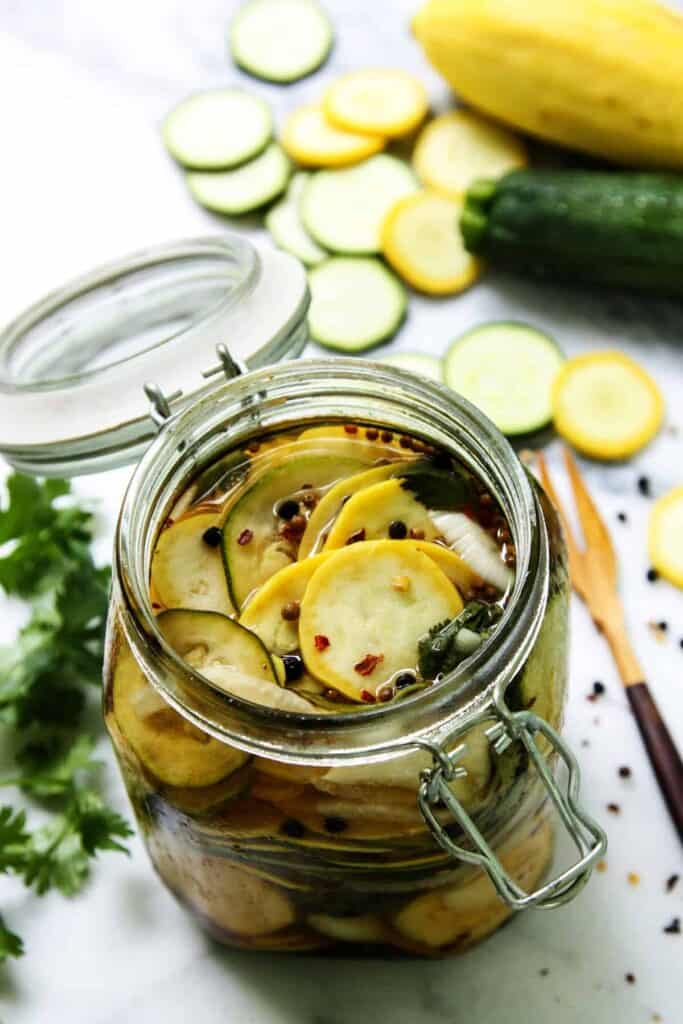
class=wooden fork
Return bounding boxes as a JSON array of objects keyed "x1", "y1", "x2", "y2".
[{"x1": 537, "y1": 447, "x2": 683, "y2": 843}]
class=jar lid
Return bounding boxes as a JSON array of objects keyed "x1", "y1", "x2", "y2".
[{"x1": 0, "y1": 235, "x2": 309, "y2": 476}]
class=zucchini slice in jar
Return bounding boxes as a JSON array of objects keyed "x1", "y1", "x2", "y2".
[
  {"x1": 239, "y1": 553, "x2": 331, "y2": 653},
  {"x1": 200, "y1": 664, "x2": 318, "y2": 713},
  {"x1": 151, "y1": 512, "x2": 233, "y2": 616},
  {"x1": 322, "y1": 477, "x2": 439, "y2": 549},
  {"x1": 222, "y1": 453, "x2": 367, "y2": 608},
  {"x1": 112, "y1": 643, "x2": 247, "y2": 787},
  {"x1": 158, "y1": 609, "x2": 278, "y2": 683},
  {"x1": 298, "y1": 462, "x2": 415, "y2": 558},
  {"x1": 299, "y1": 540, "x2": 463, "y2": 697}
]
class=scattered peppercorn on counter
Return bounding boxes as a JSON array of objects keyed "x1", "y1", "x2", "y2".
[{"x1": 105, "y1": 421, "x2": 567, "y2": 953}]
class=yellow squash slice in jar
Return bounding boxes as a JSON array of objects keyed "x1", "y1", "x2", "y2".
[
  {"x1": 324, "y1": 68, "x2": 428, "y2": 138},
  {"x1": 409, "y1": 540, "x2": 481, "y2": 597},
  {"x1": 281, "y1": 104, "x2": 385, "y2": 167},
  {"x1": 200, "y1": 664, "x2": 318, "y2": 713},
  {"x1": 239, "y1": 553, "x2": 331, "y2": 652},
  {"x1": 112, "y1": 643, "x2": 247, "y2": 787},
  {"x1": 151, "y1": 511, "x2": 233, "y2": 616},
  {"x1": 381, "y1": 190, "x2": 480, "y2": 295},
  {"x1": 413, "y1": 110, "x2": 527, "y2": 197},
  {"x1": 299, "y1": 462, "x2": 416, "y2": 558},
  {"x1": 552, "y1": 351, "x2": 664, "y2": 460},
  {"x1": 222, "y1": 453, "x2": 367, "y2": 608},
  {"x1": 297, "y1": 424, "x2": 407, "y2": 461},
  {"x1": 649, "y1": 487, "x2": 683, "y2": 588},
  {"x1": 299, "y1": 539, "x2": 463, "y2": 697},
  {"x1": 322, "y1": 477, "x2": 439, "y2": 549}
]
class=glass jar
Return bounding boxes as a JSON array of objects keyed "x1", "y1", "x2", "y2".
[
  {"x1": 105, "y1": 360, "x2": 606, "y2": 955},
  {"x1": 0, "y1": 235, "x2": 606, "y2": 957}
]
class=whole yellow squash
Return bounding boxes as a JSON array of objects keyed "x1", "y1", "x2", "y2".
[{"x1": 413, "y1": 0, "x2": 683, "y2": 168}]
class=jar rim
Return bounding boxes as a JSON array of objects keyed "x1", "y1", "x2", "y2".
[
  {"x1": 115, "y1": 359, "x2": 549, "y2": 766},
  {"x1": 0, "y1": 235, "x2": 309, "y2": 476}
]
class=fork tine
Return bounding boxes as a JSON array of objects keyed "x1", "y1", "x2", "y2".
[
  {"x1": 536, "y1": 451, "x2": 586, "y2": 597},
  {"x1": 562, "y1": 448, "x2": 617, "y2": 584}
]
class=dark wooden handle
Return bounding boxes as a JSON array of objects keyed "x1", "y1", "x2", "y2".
[{"x1": 627, "y1": 682, "x2": 683, "y2": 843}]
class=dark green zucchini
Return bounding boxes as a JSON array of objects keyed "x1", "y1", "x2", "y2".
[{"x1": 461, "y1": 170, "x2": 683, "y2": 297}]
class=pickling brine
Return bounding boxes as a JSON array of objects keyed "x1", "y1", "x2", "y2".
[{"x1": 105, "y1": 417, "x2": 567, "y2": 954}]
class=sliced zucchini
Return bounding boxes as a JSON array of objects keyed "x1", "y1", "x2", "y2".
[
  {"x1": 300, "y1": 540, "x2": 463, "y2": 697},
  {"x1": 323, "y1": 69, "x2": 428, "y2": 139},
  {"x1": 200, "y1": 663, "x2": 317, "y2": 713},
  {"x1": 158, "y1": 608, "x2": 278, "y2": 683},
  {"x1": 112, "y1": 643, "x2": 246, "y2": 787},
  {"x1": 323, "y1": 477, "x2": 439, "y2": 550},
  {"x1": 187, "y1": 143, "x2": 290, "y2": 215},
  {"x1": 381, "y1": 191, "x2": 480, "y2": 295},
  {"x1": 151, "y1": 512, "x2": 233, "y2": 616},
  {"x1": 301, "y1": 155, "x2": 418, "y2": 254},
  {"x1": 430, "y1": 512, "x2": 512, "y2": 592},
  {"x1": 413, "y1": 110, "x2": 527, "y2": 197},
  {"x1": 552, "y1": 351, "x2": 664, "y2": 460},
  {"x1": 281, "y1": 104, "x2": 384, "y2": 168},
  {"x1": 299, "y1": 462, "x2": 414, "y2": 558},
  {"x1": 230, "y1": 0, "x2": 333, "y2": 84},
  {"x1": 308, "y1": 257, "x2": 407, "y2": 351},
  {"x1": 239, "y1": 553, "x2": 331, "y2": 653},
  {"x1": 445, "y1": 322, "x2": 565, "y2": 436},
  {"x1": 222, "y1": 453, "x2": 366, "y2": 607},
  {"x1": 265, "y1": 172, "x2": 327, "y2": 266},
  {"x1": 162, "y1": 89, "x2": 272, "y2": 170},
  {"x1": 648, "y1": 487, "x2": 683, "y2": 588},
  {"x1": 380, "y1": 352, "x2": 444, "y2": 382}
]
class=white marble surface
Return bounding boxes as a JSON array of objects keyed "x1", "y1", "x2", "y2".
[{"x1": 1, "y1": 2, "x2": 682, "y2": 1022}]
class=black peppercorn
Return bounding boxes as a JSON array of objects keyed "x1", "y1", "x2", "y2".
[
  {"x1": 616, "y1": 511, "x2": 628, "y2": 523},
  {"x1": 388, "y1": 520, "x2": 408, "y2": 539},
  {"x1": 637, "y1": 476, "x2": 651, "y2": 497},
  {"x1": 647, "y1": 567, "x2": 659, "y2": 582},
  {"x1": 282, "y1": 654, "x2": 304, "y2": 682},
  {"x1": 593, "y1": 681, "x2": 606, "y2": 696},
  {"x1": 395, "y1": 672, "x2": 417, "y2": 689},
  {"x1": 202, "y1": 526, "x2": 222, "y2": 547},
  {"x1": 324, "y1": 816, "x2": 348, "y2": 834},
  {"x1": 281, "y1": 818, "x2": 305, "y2": 838},
  {"x1": 618, "y1": 766, "x2": 632, "y2": 779},
  {"x1": 277, "y1": 499, "x2": 300, "y2": 520}
]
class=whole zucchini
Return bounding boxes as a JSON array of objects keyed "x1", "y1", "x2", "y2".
[
  {"x1": 412, "y1": 0, "x2": 683, "y2": 169},
  {"x1": 461, "y1": 170, "x2": 683, "y2": 297}
]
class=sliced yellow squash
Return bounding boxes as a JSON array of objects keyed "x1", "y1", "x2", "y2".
[
  {"x1": 297, "y1": 424, "x2": 407, "y2": 462},
  {"x1": 324, "y1": 68, "x2": 428, "y2": 138},
  {"x1": 323, "y1": 477, "x2": 439, "y2": 550},
  {"x1": 381, "y1": 190, "x2": 480, "y2": 295},
  {"x1": 410, "y1": 540, "x2": 480, "y2": 596},
  {"x1": 200, "y1": 663, "x2": 318, "y2": 713},
  {"x1": 299, "y1": 462, "x2": 415, "y2": 558},
  {"x1": 281, "y1": 104, "x2": 384, "y2": 167},
  {"x1": 649, "y1": 487, "x2": 683, "y2": 588},
  {"x1": 151, "y1": 511, "x2": 233, "y2": 616},
  {"x1": 299, "y1": 540, "x2": 463, "y2": 697},
  {"x1": 239, "y1": 553, "x2": 331, "y2": 652},
  {"x1": 112, "y1": 642, "x2": 246, "y2": 787},
  {"x1": 413, "y1": 110, "x2": 527, "y2": 196},
  {"x1": 552, "y1": 351, "x2": 664, "y2": 460}
]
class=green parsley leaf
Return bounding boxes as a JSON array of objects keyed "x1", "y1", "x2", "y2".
[{"x1": 0, "y1": 914, "x2": 24, "y2": 962}]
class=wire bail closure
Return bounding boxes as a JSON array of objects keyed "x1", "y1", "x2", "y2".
[
  {"x1": 415, "y1": 700, "x2": 607, "y2": 911},
  {"x1": 145, "y1": 344, "x2": 246, "y2": 430}
]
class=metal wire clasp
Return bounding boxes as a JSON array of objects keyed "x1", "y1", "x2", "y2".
[{"x1": 416, "y1": 707, "x2": 607, "y2": 911}]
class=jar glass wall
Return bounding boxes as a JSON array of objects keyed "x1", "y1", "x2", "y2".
[{"x1": 104, "y1": 361, "x2": 571, "y2": 955}]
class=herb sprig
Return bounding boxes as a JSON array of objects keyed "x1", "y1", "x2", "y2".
[
  {"x1": 418, "y1": 601, "x2": 503, "y2": 679},
  {"x1": 0, "y1": 473, "x2": 132, "y2": 964}
]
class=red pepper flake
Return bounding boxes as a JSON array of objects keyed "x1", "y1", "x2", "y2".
[
  {"x1": 360, "y1": 688, "x2": 377, "y2": 703},
  {"x1": 237, "y1": 528, "x2": 253, "y2": 546},
  {"x1": 596, "y1": 860, "x2": 607, "y2": 873},
  {"x1": 354, "y1": 653, "x2": 384, "y2": 676},
  {"x1": 346, "y1": 528, "x2": 366, "y2": 544},
  {"x1": 314, "y1": 634, "x2": 330, "y2": 651},
  {"x1": 151, "y1": 602, "x2": 162, "y2": 610}
]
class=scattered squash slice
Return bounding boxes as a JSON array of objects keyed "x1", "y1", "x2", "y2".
[
  {"x1": 324, "y1": 68, "x2": 428, "y2": 138},
  {"x1": 413, "y1": 110, "x2": 527, "y2": 196},
  {"x1": 648, "y1": 487, "x2": 683, "y2": 588},
  {"x1": 552, "y1": 351, "x2": 664, "y2": 460},
  {"x1": 281, "y1": 104, "x2": 385, "y2": 167},
  {"x1": 381, "y1": 190, "x2": 480, "y2": 295},
  {"x1": 299, "y1": 540, "x2": 463, "y2": 698}
]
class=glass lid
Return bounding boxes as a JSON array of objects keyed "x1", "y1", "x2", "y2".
[{"x1": 0, "y1": 234, "x2": 309, "y2": 476}]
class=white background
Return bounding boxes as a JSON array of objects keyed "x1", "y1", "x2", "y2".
[{"x1": 0, "y1": 2, "x2": 682, "y2": 1022}]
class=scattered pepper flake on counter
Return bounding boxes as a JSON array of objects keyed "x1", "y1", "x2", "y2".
[
  {"x1": 355, "y1": 653, "x2": 384, "y2": 676},
  {"x1": 314, "y1": 634, "x2": 330, "y2": 651},
  {"x1": 617, "y1": 511, "x2": 628, "y2": 523},
  {"x1": 627, "y1": 872, "x2": 640, "y2": 887},
  {"x1": 663, "y1": 917, "x2": 681, "y2": 935},
  {"x1": 237, "y1": 528, "x2": 253, "y2": 546},
  {"x1": 607, "y1": 802, "x2": 620, "y2": 815},
  {"x1": 646, "y1": 567, "x2": 659, "y2": 583},
  {"x1": 587, "y1": 680, "x2": 606, "y2": 702},
  {"x1": 596, "y1": 860, "x2": 608, "y2": 873},
  {"x1": 638, "y1": 475, "x2": 651, "y2": 497},
  {"x1": 625, "y1": 972, "x2": 636, "y2": 985},
  {"x1": 618, "y1": 765, "x2": 632, "y2": 779},
  {"x1": 648, "y1": 620, "x2": 668, "y2": 643},
  {"x1": 666, "y1": 874, "x2": 679, "y2": 893}
]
